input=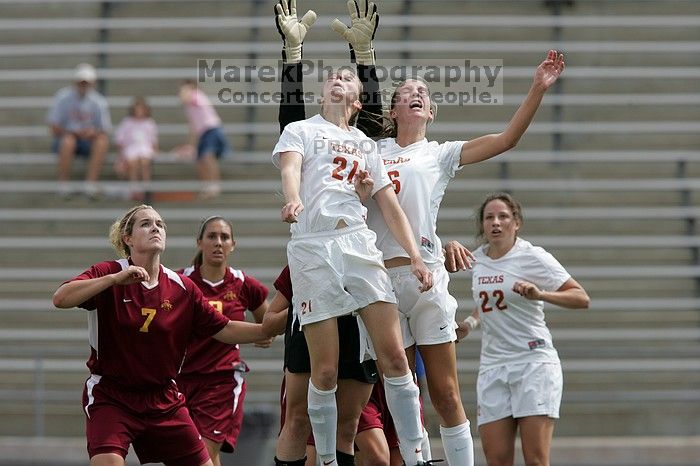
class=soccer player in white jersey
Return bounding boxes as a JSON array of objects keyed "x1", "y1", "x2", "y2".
[
  {"x1": 275, "y1": 2, "x2": 564, "y2": 464},
  {"x1": 454, "y1": 192, "x2": 589, "y2": 466},
  {"x1": 272, "y1": 6, "x2": 434, "y2": 462},
  {"x1": 330, "y1": 7, "x2": 566, "y2": 465}
]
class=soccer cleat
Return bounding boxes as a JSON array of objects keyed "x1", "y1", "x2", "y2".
[{"x1": 403, "y1": 460, "x2": 445, "y2": 466}]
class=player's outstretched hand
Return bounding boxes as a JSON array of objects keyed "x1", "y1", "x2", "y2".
[
  {"x1": 353, "y1": 169, "x2": 374, "y2": 202},
  {"x1": 534, "y1": 49, "x2": 565, "y2": 91},
  {"x1": 275, "y1": 0, "x2": 317, "y2": 63},
  {"x1": 411, "y1": 258, "x2": 433, "y2": 292},
  {"x1": 330, "y1": 0, "x2": 379, "y2": 65},
  {"x1": 254, "y1": 336, "x2": 275, "y2": 348},
  {"x1": 443, "y1": 240, "x2": 476, "y2": 272},
  {"x1": 455, "y1": 320, "x2": 470, "y2": 342},
  {"x1": 512, "y1": 280, "x2": 543, "y2": 300},
  {"x1": 114, "y1": 266, "x2": 150, "y2": 285},
  {"x1": 281, "y1": 200, "x2": 304, "y2": 223}
]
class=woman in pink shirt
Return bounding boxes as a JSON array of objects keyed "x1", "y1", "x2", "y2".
[{"x1": 178, "y1": 80, "x2": 231, "y2": 199}]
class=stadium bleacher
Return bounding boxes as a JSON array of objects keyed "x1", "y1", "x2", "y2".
[{"x1": 0, "y1": 0, "x2": 699, "y2": 464}]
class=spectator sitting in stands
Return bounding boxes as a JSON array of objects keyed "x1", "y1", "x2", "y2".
[
  {"x1": 47, "y1": 63, "x2": 111, "y2": 199},
  {"x1": 176, "y1": 80, "x2": 231, "y2": 200},
  {"x1": 114, "y1": 97, "x2": 158, "y2": 201}
]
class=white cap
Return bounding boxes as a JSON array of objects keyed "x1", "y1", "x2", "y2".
[{"x1": 74, "y1": 63, "x2": 97, "y2": 83}]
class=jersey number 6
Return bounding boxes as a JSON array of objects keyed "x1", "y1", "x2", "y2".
[{"x1": 387, "y1": 170, "x2": 401, "y2": 194}]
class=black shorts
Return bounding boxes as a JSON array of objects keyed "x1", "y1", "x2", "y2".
[{"x1": 284, "y1": 307, "x2": 378, "y2": 384}]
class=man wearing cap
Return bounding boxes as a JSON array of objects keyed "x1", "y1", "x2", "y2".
[{"x1": 47, "y1": 63, "x2": 112, "y2": 198}]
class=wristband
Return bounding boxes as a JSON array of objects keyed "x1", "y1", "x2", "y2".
[{"x1": 464, "y1": 316, "x2": 480, "y2": 331}]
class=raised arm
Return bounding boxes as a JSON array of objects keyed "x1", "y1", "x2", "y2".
[
  {"x1": 331, "y1": 0, "x2": 383, "y2": 137},
  {"x1": 275, "y1": 0, "x2": 316, "y2": 132},
  {"x1": 459, "y1": 50, "x2": 565, "y2": 166},
  {"x1": 53, "y1": 265, "x2": 151, "y2": 309}
]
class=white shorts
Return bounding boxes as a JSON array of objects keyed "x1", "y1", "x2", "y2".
[
  {"x1": 388, "y1": 263, "x2": 458, "y2": 348},
  {"x1": 476, "y1": 362, "x2": 563, "y2": 426},
  {"x1": 287, "y1": 224, "x2": 396, "y2": 326}
]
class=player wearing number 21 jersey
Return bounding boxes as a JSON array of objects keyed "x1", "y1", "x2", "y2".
[{"x1": 273, "y1": 113, "x2": 392, "y2": 237}]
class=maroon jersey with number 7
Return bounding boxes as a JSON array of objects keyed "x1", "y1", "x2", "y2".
[{"x1": 69, "y1": 259, "x2": 229, "y2": 389}]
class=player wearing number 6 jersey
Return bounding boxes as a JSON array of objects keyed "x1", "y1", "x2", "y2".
[
  {"x1": 454, "y1": 193, "x2": 589, "y2": 466},
  {"x1": 177, "y1": 216, "x2": 271, "y2": 466},
  {"x1": 52, "y1": 205, "x2": 267, "y2": 466}
]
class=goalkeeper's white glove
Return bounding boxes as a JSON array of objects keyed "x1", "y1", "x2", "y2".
[
  {"x1": 274, "y1": 0, "x2": 317, "y2": 64},
  {"x1": 330, "y1": 0, "x2": 379, "y2": 65}
]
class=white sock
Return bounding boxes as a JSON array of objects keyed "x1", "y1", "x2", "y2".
[
  {"x1": 440, "y1": 420, "x2": 474, "y2": 466},
  {"x1": 383, "y1": 373, "x2": 423, "y2": 465},
  {"x1": 421, "y1": 427, "x2": 432, "y2": 461},
  {"x1": 308, "y1": 382, "x2": 337, "y2": 465}
]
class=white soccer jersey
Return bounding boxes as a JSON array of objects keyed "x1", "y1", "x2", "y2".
[
  {"x1": 365, "y1": 138, "x2": 463, "y2": 264},
  {"x1": 273, "y1": 114, "x2": 391, "y2": 236},
  {"x1": 471, "y1": 238, "x2": 571, "y2": 369}
]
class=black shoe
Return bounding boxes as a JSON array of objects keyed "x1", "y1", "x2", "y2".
[{"x1": 403, "y1": 460, "x2": 445, "y2": 466}]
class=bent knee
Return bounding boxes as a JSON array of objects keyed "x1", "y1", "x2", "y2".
[
  {"x1": 311, "y1": 366, "x2": 338, "y2": 390},
  {"x1": 378, "y1": 350, "x2": 408, "y2": 376},
  {"x1": 431, "y1": 390, "x2": 464, "y2": 415},
  {"x1": 59, "y1": 134, "x2": 77, "y2": 149}
]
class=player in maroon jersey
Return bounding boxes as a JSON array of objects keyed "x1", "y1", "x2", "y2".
[
  {"x1": 176, "y1": 216, "x2": 271, "y2": 466},
  {"x1": 52, "y1": 204, "x2": 267, "y2": 466}
]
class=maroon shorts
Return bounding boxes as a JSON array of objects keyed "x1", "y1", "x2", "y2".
[
  {"x1": 178, "y1": 371, "x2": 247, "y2": 453},
  {"x1": 357, "y1": 381, "x2": 399, "y2": 448},
  {"x1": 82, "y1": 375, "x2": 209, "y2": 466}
]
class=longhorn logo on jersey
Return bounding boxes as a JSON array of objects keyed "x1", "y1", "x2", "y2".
[
  {"x1": 223, "y1": 290, "x2": 237, "y2": 301},
  {"x1": 161, "y1": 299, "x2": 173, "y2": 311}
]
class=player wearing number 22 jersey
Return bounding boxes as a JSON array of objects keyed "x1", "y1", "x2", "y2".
[{"x1": 471, "y1": 238, "x2": 570, "y2": 370}]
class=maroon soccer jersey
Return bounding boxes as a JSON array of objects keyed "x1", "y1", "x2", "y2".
[
  {"x1": 178, "y1": 266, "x2": 268, "y2": 375},
  {"x1": 71, "y1": 259, "x2": 229, "y2": 389},
  {"x1": 274, "y1": 266, "x2": 293, "y2": 302}
]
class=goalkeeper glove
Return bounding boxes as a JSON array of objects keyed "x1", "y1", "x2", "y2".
[
  {"x1": 330, "y1": 0, "x2": 379, "y2": 65},
  {"x1": 274, "y1": 0, "x2": 317, "y2": 63}
]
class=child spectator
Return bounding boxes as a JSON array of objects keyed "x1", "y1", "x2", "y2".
[{"x1": 114, "y1": 97, "x2": 158, "y2": 201}]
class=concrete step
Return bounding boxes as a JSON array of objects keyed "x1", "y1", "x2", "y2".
[{"x1": 1, "y1": 435, "x2": 699, "y2": 466}]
